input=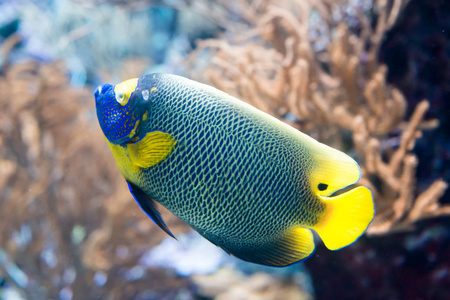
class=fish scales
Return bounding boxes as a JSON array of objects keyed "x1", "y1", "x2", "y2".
[
  {"x1": 136, "y1": 75, "x2": 323, "y2": 241},
  {"x1": 95, "y1": 73, "x2": 375, "y2": 266}
]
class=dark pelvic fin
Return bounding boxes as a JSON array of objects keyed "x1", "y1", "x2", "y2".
[
  {"x1": 126, "y1": 180, "x2": 176, "y2": 239},
  {"x1": 218, "y1": 227, "x2": 316, "y2": 267}
]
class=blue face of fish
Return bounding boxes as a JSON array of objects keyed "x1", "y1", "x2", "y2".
[{"x1": 95, "y1": 78, "x2": 145, "y2": 144}]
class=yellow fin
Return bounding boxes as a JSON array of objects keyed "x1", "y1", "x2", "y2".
[
  {"x1": 127, "y1": 130, "x2": 177, "y2": 168},
  {"x1": 221, "y1": 226, "x2": 315, "y2": 267},
  {"x1": 312, "y1": 186, "x2": 375, "y2": 250},
  {"x1": 309, "y1": 142, "x2": 361, "y2": 197}
]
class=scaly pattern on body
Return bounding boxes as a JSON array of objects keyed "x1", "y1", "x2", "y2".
[{"x1": 95, "y1": 73, "x2": 375, "y2": 266}]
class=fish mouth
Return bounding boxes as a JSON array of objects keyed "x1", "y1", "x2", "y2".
[{"x1": 95, "y1": 83, "x2": 142, "y2": 145}]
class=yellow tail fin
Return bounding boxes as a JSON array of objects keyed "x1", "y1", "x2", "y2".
[{"x1": 312, "y1": 186, "x2": 375, "y2": 250}]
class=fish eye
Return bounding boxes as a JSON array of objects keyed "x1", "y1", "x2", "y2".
[
  {"x1": 115, "y1": 89, "x2": 128, "y2": 105},
  {"x1": 318, "y1": 183, "x2": 328, "y2": 191}
]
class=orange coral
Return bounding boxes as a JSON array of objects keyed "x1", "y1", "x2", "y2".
[{"x1": 0, "y1": 36, "x2": 188, "y2": 298}]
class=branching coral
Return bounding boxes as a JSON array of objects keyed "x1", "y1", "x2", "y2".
[
  {"x1": 0, "y1": 36, "x2": 188, "y2": 298},
  {"x1": 186, "y1": 0, "x2": 449, "y2": 235}
]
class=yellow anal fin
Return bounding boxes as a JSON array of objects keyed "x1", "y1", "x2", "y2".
[
  {"x1": 312, "y1": 186, "x2": 375, "y2": 250},
  {"x1": 127, "y1": 130, "x2": 177, "y2": 168},
  {"x1": 222, "y1": 227, "x2": 315, "y2": 267}
]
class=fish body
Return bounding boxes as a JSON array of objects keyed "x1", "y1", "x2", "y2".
[{"x1": 95, "y1": 73, "x2": 375, "y2": 267}]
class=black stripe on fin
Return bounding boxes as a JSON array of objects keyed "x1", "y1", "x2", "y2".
[
  {"x1": 126, "y1": 180, "x2": 176, "y2": 239},
  {"x1": 218, "y1": 227, "x2": 316, "y2": 267}
]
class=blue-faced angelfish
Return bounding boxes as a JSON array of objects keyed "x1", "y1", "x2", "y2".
[{"x1": 94, "y1": 73, "x2": 375, "y2": 267}]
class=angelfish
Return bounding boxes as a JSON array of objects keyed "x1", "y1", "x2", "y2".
[{"x1": 95, "y1": 73, "x2": 375, "y2": 267}]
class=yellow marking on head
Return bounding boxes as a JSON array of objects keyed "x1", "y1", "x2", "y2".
[
  {"x1": 114, "y1": 78, "x2": 138, "y2": 106},
  {"x1": 150, "y1": 87, "x2": 157, "y2": 92},
  {"x1": 143, "y1": 111, "x2": 148, "y2": 121},
  {"x1": 127, "y1": 120, "x2": 140, "y2": 139},
  {"x1": 106, "y1": 139, "x2": 141, "y2": 182}
]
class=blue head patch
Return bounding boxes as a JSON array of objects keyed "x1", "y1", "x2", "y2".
[{"x1": 95, "y1": 78, "x2": 143, "y2": 144}]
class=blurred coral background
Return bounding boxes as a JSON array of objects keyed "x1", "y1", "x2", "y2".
[{"x1": 0, "y1": 0, "x2": 449, "y2": 299}]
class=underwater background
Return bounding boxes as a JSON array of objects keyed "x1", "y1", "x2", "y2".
[{"x1": 0, "y1": 0, "x2": 449, "y2": 299}]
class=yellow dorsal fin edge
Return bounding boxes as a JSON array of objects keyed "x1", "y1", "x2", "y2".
[{"x1": 308, "y1": 141, "x2": 361, "y2": 197}]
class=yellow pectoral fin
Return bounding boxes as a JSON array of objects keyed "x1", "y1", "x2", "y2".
[
  {"x1": 127, "y1": 130, "x2": 177, "y2": 168},
  {"x1": 312, "y1": 186, "x2": 375, "y2": 250}
]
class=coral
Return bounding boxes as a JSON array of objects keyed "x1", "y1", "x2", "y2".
[
  {"x1": 379, "y1": 0, "x2": 450, "y2": 205},
  {"x1": 0, "y1": 35, "x2": 190, "y2": 299},
  {"x1": 192, "y1": 267, "x2": 313, "y2": 300},
  {"x1": 186, "y1": 0, "x2": 449, "y2": 235}
]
